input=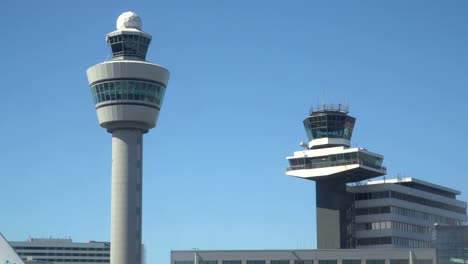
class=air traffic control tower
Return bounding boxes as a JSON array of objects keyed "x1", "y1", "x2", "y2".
[
  {"x1": 286, "y1": 104, "x2": 386, "y2": 249},
  {"x1": 86, "y1": 12, "x2": 169, "y2": 264}
]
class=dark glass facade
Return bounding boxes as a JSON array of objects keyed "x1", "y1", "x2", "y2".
[
  {"x1": 91, "y1": 80, "x2": 166, "y2": 106},
  {"x1": 108, "y1": 33, "x2": 151, "y2": 59},
  {"x1": 303, "y1": 111, "x2": 355, "y2": 141},
  {"x1": 433, "y1": 225, "x2": 468, "y2": 264}
]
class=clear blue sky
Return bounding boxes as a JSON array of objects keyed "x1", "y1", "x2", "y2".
[{"x1": 1, "y1": 0, "x2": 468, "y2": 263}]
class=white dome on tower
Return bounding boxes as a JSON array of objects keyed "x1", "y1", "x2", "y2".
[{"x1": 116, "y1": 11, "x2": 142, "y2": 30}]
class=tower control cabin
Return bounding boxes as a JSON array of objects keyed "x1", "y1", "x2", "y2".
[
  {"x1": 86, "y1": 12, "x2": 169, "y2": 264},
  {"x1": 286, "y1": 104, "x2": 386, "y2": 249}
]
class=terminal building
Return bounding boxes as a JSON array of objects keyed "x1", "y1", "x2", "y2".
[
  {"x1": 349, "y1": 178, "x2": 466, "y2": 249},
  {"x1": 8, "y1": 237, "x2": 111, "y2": 264}
]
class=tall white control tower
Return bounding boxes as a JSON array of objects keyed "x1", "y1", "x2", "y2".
[{"x1": 86, "y1": 12, "x2": 170, "y2": 264}]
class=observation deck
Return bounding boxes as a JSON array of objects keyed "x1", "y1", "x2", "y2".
[
  {"x1": 286, "y1": 104, "x2": 386, "y2": 182},
  {"x1": 86, "y1": 12, "x2": 169, "y2": 132}
]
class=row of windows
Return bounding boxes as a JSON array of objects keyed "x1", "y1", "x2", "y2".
[
  {"x1": 18, "y1": 252, "x2": 109, "y2": 257},
  {"x1": 391, "y1": 191, "x2": 466, "y2": 214},
  {"x1": 108, "y1": 34, "x2": 151, "y2": 45},
  {"x1": 271, "y1": 261, "x2": 289, "y2": 264},
  {"x1": 31, "y1": 259, "x2": 109, "y2": 263},
  {"x1": 303, "y1": 113, "x2": 355, "y2": 140},
  {"x1": 389, "y1": 261, "x2": 431, "y2": 264},
  {"x1": 357, "y1": 236, "x2": 431, "y2": 248},
  {"x1": 91, "y1": 80, "x2": 166, "y2": 106},
  {"x1": 222, "y1": 261, "x2": 241, "y2": 264},
  {"x1": 176, "y1": 260, "x2": 431, "y2": 264},
  {"x1": 288, "y1": 152, "x2": 383, "y2": 171},
  {"x1": 393, "y1": 237, "x2": 431, "y2": 248},
  {"x1": 356, "y1": 220, "x2": 431, "y2": 234},
  {"x1": 355, "y1": 206, "x2": 391, "y2": 215},
  {"x1": 357, "y1": 236, "x2": 392, "y2": 246},
  {"x1": 354, "y1": 190, "x2": 466, "y2": 214},
  {"x1": 390, "y1": 206, "x2": 462, "y2": 225},
  {"x1": 398, "y1": 182, "x2": 455, "y2": 199},
  {"x1": 108, "y1": 34, "x2": 151, "y2": 59},
  {"x1": 14, "y1": 247, "x2": 109, "y2": 251},
  {"x1": 355, "y1": 191, "x2": 390, "y2": 201},
  {"x1": 355, "y1": 206, "x2": 463, "y2": 225}
]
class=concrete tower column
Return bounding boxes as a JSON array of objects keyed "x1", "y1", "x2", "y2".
[{"x1": 111, "y1": 129, "x2": 143, "y2": 264}]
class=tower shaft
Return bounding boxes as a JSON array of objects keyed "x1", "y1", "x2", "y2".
[
  {"x1": 111, "y1": 129, "x2": 143, "y2": 264},
  {"x1": 315, "y1": 180, "x2": 351, "y2": 249}
]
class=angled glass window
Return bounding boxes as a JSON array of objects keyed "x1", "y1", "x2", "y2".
[{"x1": 91, "y1": 80, "x2": 166, "y2": 106}]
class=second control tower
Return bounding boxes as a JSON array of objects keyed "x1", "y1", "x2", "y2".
[
  {"x1": 286, "y1": 104, "x2": 386, "y2": 249},
  {"x1": 86, "y1": 12, "x2": 170, "y2": 264}
]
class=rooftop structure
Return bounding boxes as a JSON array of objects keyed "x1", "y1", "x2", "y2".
[
  {"x1": 362, "y1": 177, "x2": 460, "y2": 197},
  {"x1": 86, "y1": 11, "x2": 170, "y2": 264}
]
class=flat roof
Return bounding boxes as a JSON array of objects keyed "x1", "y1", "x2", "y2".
[{"x1": 363, "y1": 177, "x2": 461, "y2": 195}]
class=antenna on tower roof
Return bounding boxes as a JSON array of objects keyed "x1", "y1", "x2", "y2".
[{"x1": 321, "y1": 88, "x2": 326, "y2": 110}]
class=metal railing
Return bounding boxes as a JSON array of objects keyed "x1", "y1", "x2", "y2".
[
  {"x1": 286, "y1": 159, "x2": 386, "y2": 172},
  {"x1": 309, "y1": 103, "x2": 349, "y2": 115}
]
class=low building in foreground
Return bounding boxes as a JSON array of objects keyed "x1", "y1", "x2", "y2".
[
  {"x1": 172, "y1": 249, "x2": 436, "y2": 264},
  {"x1": 9, "y1": 237, "x2": 110, "y2": 264}
]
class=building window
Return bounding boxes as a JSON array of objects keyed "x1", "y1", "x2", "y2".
[
  {"x1": 199, "y1": 261, "x2": 217, "y2": 264},
  {"x1": 343, "y1": 260, "x2": 360, "y2": 264},
  {"x1": 391, "y1": 237, "x2": 431, "y2": 248},
  {"x1": 295, "y1": 261, "x2": 313, "y2": 264},
  {"x1": 223, "y1": 261, "x2": 241, "y2": 264},
  {"x1": 271, "y1": 261, "x2": 289, "y2": 264},
  {"x1": 366, "y1": 260, "x2": 384, "y2": 264},
  {"x1": 390, "y1": 260, "x2": 408, "y2": 264},
  {"x1": 247, "y1": 261, "x2": 266, "y2": 264},
  {"x1": 175, "y1": 261, "x2": 194, "y2": 264},
  {"x1": 413, "y1": 260, "x2": 432, "y2": 264},
  {"x1": 357, "y1": 237, "x2": 392, "y2": 246},
  {"x1": 318, "y1": 260, "x2": 337, "y2": 264}
]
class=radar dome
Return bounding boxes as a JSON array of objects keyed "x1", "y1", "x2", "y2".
[{"x1": 116, "y1": 11, "x2": 142, "y2": 30}]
